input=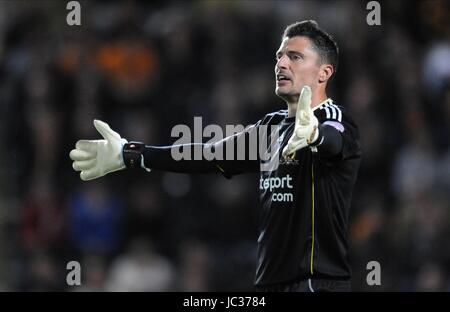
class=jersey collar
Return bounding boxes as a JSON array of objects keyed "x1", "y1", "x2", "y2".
[
  {"x1": 312, "y1": 98, "x2": 333, "y2": 112},
  {"x1": 283, "y1": 98, "x2": 333, "y2": 123}
]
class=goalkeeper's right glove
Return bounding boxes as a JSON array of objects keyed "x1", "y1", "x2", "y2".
[
  {"x1": 69, "y1": 119, "x2": 128, "y2": 181},
  {"x1": 282, "y1": 86, "x2": 319, "y2": 160}
]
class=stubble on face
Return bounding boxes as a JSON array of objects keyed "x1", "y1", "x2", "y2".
[{"x1": 274, "y1": 36, "x2": 321, "y2": 105}]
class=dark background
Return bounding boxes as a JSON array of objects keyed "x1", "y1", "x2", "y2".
[{"x1": 0, "y1": 0, "x2": 448, "y2": 291}]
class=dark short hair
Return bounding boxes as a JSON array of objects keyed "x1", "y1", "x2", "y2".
[{"x1": 283, "y1": 20, "x2": 339, "y2": 73}]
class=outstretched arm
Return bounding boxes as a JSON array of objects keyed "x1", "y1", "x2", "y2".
[{"x1": 69, "y1": 120, "x2": 259, "y2": 181}]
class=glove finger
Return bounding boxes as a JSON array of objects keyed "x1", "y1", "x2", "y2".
[
  {"x1": 73, "y1": 159, "x2": 97, "y2": 171},
  {"x1": 282, "y1": 145, "x2": 291, "y2": 158},
  {"x1": 297, "y1": 85, "x2": 311, "y2": 111},
  {"x1": 300, "y1": 110, "x2": 310, "y2": 125},
  {"x1": 283, "y1": 138, "x2": 307, "y2": 157},
  {"x1": 297, "y1": 86, "x2": 312, "y2": 125},
  {"x1": 93, "y1": 119, "x2": 121, "y2": 141},
  {"x1": 282, "y1": 141, "x2": 296, "y2": 157},
  {"x1": 291, "y1": 139, "x2": 307, "y2": 152},
  {"x1": 295, "y1": 126, "x2": 307, "y2": 138},
  {"x1": 76, "y1": 140, "x2": 99, "y2": 153},
  {"x1": 282, "y1": 146, "x2": 297, "y2": 159},
  {"x1": 69, "y1": 149, "x2": 95, "y2": 161},
  {"x1": 282, "y1": 137, "x2": 296, "y2": 157},
  {"x1": 80, "y1": 168, "x2": 100, "y2": 181}
]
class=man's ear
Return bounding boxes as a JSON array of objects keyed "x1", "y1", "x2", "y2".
[{"x1": 319, "y1": 64, "x2": 334, "y2": 83}]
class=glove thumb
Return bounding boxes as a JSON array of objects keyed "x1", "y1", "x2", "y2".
[{"x1": 93, "y1": 119, "x2": 121, "y2": 142}]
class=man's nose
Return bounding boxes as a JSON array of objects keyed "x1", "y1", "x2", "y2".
[{"x1": 276, "y1": 55, "x2": 288, "y2": 70}]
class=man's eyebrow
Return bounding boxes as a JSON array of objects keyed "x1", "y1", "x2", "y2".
[
  {"x1": 275, "y1": 50, "x2": 305, "y2": 58},
  {"x1": 286, "y1": 50, "x2": 304, "y2": 57}
]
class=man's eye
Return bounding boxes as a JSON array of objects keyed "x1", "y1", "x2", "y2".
[{"x1": 292, "y1": 55, "x2": 301, "y2": 61}]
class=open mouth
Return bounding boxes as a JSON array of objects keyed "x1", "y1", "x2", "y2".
[{"x1": 276, "y1": 74, "x2": 291, "y2": 84}]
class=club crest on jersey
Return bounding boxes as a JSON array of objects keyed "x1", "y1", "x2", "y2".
[{"x1": 279, "y1": 157, "x2": 299, "y2": 166}]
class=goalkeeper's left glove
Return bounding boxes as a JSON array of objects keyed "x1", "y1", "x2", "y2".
[{"x1": 282, "y1": 85, "x2": 319, "y2": 159}]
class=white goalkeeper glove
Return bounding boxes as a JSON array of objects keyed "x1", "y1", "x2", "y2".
[
  {"x1": 69, "y1": 119, "x2": 127, "y2": 181},
  {"x1": 282, "y1": 85, "x2": 319, "y2": 159}
]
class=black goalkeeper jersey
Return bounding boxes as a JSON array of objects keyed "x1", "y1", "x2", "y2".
[{"x1": 143, "y1": 98, "x2": 362, "y2": 287}]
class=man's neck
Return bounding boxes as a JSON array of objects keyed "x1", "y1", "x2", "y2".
[{"x1": 287, "y1": 93, "x2": 328, "y2": 117}]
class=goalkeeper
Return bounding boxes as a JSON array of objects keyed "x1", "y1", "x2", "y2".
[{"x1": 69, "y1": 20, "x2": 361, "y2": 292}]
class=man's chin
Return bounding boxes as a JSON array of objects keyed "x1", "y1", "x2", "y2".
[
  {"x1": 275, "y1": 89, "x2": 293, "y2": 101},
  {"x1": 275, "y1": 87, "x2": 286, "y2": 96}
]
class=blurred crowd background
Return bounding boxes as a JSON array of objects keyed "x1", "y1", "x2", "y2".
[{"x1": 0, "y1": 0, "x2": 449, "y2": 291}]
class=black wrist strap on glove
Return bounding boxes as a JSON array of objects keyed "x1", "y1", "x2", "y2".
[{"x1": 123, "y1": 142, "x2": 151, "y2": 172}]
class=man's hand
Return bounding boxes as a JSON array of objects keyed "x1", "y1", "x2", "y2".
[
  {"x1": 69, "y1": 120, "x2": 128, "y2": 181},
  {"x1": 282, "y1": 86, "x2": 319, "y2": 159}
]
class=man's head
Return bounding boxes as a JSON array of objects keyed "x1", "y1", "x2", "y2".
[{"x1": 275, "y1": 20, "x2": 339, "y2": 105}]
